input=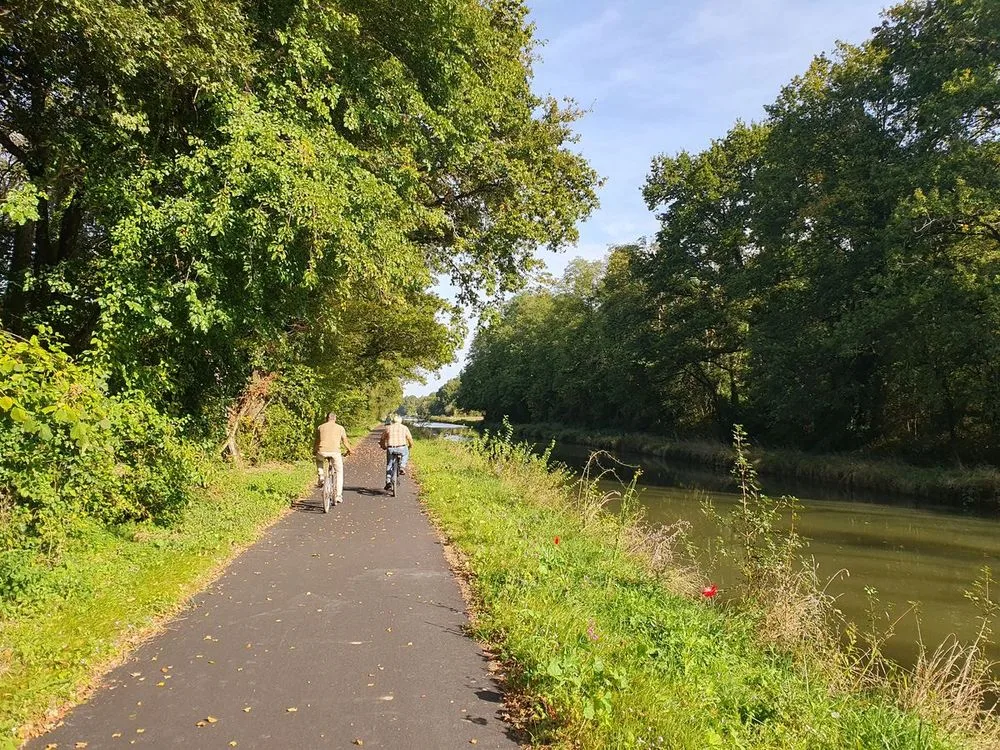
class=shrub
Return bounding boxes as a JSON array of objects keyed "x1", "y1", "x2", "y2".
[{"x1": 0, "y1": 330, "x2": 196, "y2": 556}]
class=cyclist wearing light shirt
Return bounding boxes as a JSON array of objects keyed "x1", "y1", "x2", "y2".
[
  {"x1": 314, "y1": 412, "x2": 353, "y2": 505},
  {"x1": 379, "y1": 414, "x2": 413, "y2": 491}
]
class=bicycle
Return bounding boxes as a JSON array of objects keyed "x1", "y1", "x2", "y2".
[
  {"x1": 387, "y1": 450, "x2": 402, "y2": 498},
  {"x1": 321, "y1": 455, "x2": 338, "y2": 513}
]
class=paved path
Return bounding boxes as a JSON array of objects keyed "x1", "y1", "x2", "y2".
[{"x1": 28, "y1": 434, "x2": 519, "y2": 749}]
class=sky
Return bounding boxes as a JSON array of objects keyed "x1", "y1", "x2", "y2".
[{"x1": 405, "y1": 0, "x2": 889, "y2": 397}]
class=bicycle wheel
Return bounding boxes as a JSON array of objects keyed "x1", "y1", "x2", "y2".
[
  {"x1": 390, "y1": 455, "x2": 399, "y2": 498},
  {"x1": 323, "y1": 458, "x2": 333, "y2": 513}
]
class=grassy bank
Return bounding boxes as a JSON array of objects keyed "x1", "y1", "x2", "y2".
[
  {"x1": 509, "y1": 422, "x2": 1000, "y2": 509},
  {"x1": 416, "y1": 434, "x2": 993, "y2": 749},
  {"x1": 0, "y1": 462, "x2": 312, "y2": 748}
]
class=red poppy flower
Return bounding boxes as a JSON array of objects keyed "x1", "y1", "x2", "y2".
[
  {"x1": 701, "y1": 584, "x2": 718, "y2": 599},
  {"x1": 554, "y1": 536, "x2": 560, "y2": 545}
]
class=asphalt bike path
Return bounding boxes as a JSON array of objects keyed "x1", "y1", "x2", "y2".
[{"x1": 28, "y1": 433, "x2": 519, "y2": 749}]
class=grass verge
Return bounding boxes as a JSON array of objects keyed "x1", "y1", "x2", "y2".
[
  {"x1": 509, "y1": 422, "x2": 1000, "y2": 510},
  {"x1": 0, "y1": 462, "x2": 312, "y2": 748},
  {"x1": 416, "y1": 434, "x2": 977, "y2": 749}
]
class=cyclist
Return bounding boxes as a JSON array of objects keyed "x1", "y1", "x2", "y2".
[
  {"x1": 314, "y1": 412, "x2": 353, "y2": 505},
  {"x1": 380, "y1": 414, "x2": 413, "y2": 491}
]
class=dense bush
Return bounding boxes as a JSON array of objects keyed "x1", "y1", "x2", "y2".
[{"x1": 0, "y1": 331, "x2": 196, "y2": 557}]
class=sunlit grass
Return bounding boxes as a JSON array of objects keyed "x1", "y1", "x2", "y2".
[{"x1": 416, "y1": 436, "x2": 967, "y2": 749}]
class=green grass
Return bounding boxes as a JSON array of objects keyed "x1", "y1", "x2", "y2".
[
  {"x1": 416, "y1": 436, "x2": 964, "y2": 749},
  {"x1": 0, "y1": 462, "x2": 312, "y2": 748},
  {"x1": 509, "y1": 422, "x2": 1000, "y2": 510}
]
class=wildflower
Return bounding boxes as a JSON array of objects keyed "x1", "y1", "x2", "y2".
[
  {"x1": 554, "y1": 536, "x2": 560, "y2": 545},
  {"x1": 701, "y1": 584, "x2": 718, "y2": 599},
  {"x1": 586, "y1": 620, "x2": 600, "y2": 642}
]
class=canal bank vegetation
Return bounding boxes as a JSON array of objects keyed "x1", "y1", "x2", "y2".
[
  {"x1": 417, "y1": 426, "x2": 1000, "y2": 749},
  {"x1": 509, "y1": 422, "x2": 1000, "y2": 508},
  {"x1": 0, "y1": 461, "x2": 313, "y2": 747},
  {"x1": 458, "y1": 0, "x2": 1000, "y2": 493}
]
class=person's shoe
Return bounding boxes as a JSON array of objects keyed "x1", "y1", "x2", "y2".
[
  {"x1": 335, "y1": 496, "x2": 344, "y2": 505},
  {"x1": 384, "y1": 482, "x2": 392, "y2": 491},
  {"x1": 399, "y1": 468, "x2": 406, "y2": 476},
  {"x1": 316, "y1": 477, "x2": 324, "y2": 487}
]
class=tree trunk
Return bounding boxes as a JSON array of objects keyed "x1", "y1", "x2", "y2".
[
  {"x1": 4, "y1": 221, "x2": 35, "y2": 334},
  {"x1": 33, "y1": 196, "x2": 54, "y2": 272},
  {"x1": 220, "y1": 371, "x2": 278, "y2": 466},
  {"x1": 57, "y1": 191, "x2": 84, "y2": 262}
]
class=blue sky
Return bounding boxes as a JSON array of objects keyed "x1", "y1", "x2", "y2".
[{"x1": 406, "y1": 0, "x2": 889, "y2": 397}]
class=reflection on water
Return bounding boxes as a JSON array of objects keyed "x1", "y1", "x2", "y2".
[
  {"x1": 407, "y1": 419, "x2": 466, "y2": 431},
  {"x1": 548, "y1": 443, "x2": 1000, "y2": 671}
]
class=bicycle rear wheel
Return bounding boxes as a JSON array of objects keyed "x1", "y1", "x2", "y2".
[
  {"x1": 390, "y1": 455, "x2": 399, "y2": 498},
  {"x1": 323, "y1": 458, "x2": 333, "y2": 513}
]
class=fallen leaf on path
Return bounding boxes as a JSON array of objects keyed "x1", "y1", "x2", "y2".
[
  {"x1": 75, "y1": 743, "x2": 87, "y2": 749},
  {"x1": 470, "y1": 741, "x2": 478, "y2": 745},
  {"x1": 286, "y1": 707, "x2": 298, "y2": 713},
  {"x1": 160, "y1": 667, "x2": 169, "y2": 673},
  {"x1": 242, "y1": 707, "x2": 252, "y2": 713},
  {"x1": 206, "y1": 716, "x2": 218, "y2": 724},
  {"x1": 136, "y1": 729, "x2": 145, "y2": 734},
  {"x1": 112, "y1": 733, "x2": 122, "y2": 739},
  {"x1": 353, "y1": 740, "x2": 364, "y2": 746},
  {"x1": 156, "y1": 681, "x2": 165, "y2": 687},
  {"x1": 229, "y1": 743, "x2": 238, "y2": 747}
]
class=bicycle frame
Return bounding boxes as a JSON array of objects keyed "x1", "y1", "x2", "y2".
[{"x1": 322, "y1": 455, "x2": 337, "y2": 513}]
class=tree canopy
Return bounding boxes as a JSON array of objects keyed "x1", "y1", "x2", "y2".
[
  {"x1": 0, "y1": 0, "x2": 599, "y2": 432},
  {"x1": 0, "y1": 0, "x2": 599, "y2": 552},
  {"x1": 460, "y1": 0, "x2": 1000, "y2": 463}
]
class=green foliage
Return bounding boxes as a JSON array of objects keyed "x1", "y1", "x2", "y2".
[
  {"x1": 401, "y1": 377, "x2": 464, "y2": 418},
  {"x1": 461, "y1": 0, "x2": 1000, "y2": 465},
  {"x1": 0, "y1": 331, "x2": 195, "y2": 559},
  {"x1": 1, "y1": 0, "x2": 598, "y2": 444}
]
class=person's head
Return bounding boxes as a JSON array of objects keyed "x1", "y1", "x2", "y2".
[
  {"x1": 326, "y1": 412, "x2": 337, "y2": 423},
  {"x1": 392, "y1": 414, "x2": 402, "y2": 424}
]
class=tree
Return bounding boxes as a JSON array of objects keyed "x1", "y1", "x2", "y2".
[{"x1": 1, "y1": 0, "x2": 599, "y2": 442}]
